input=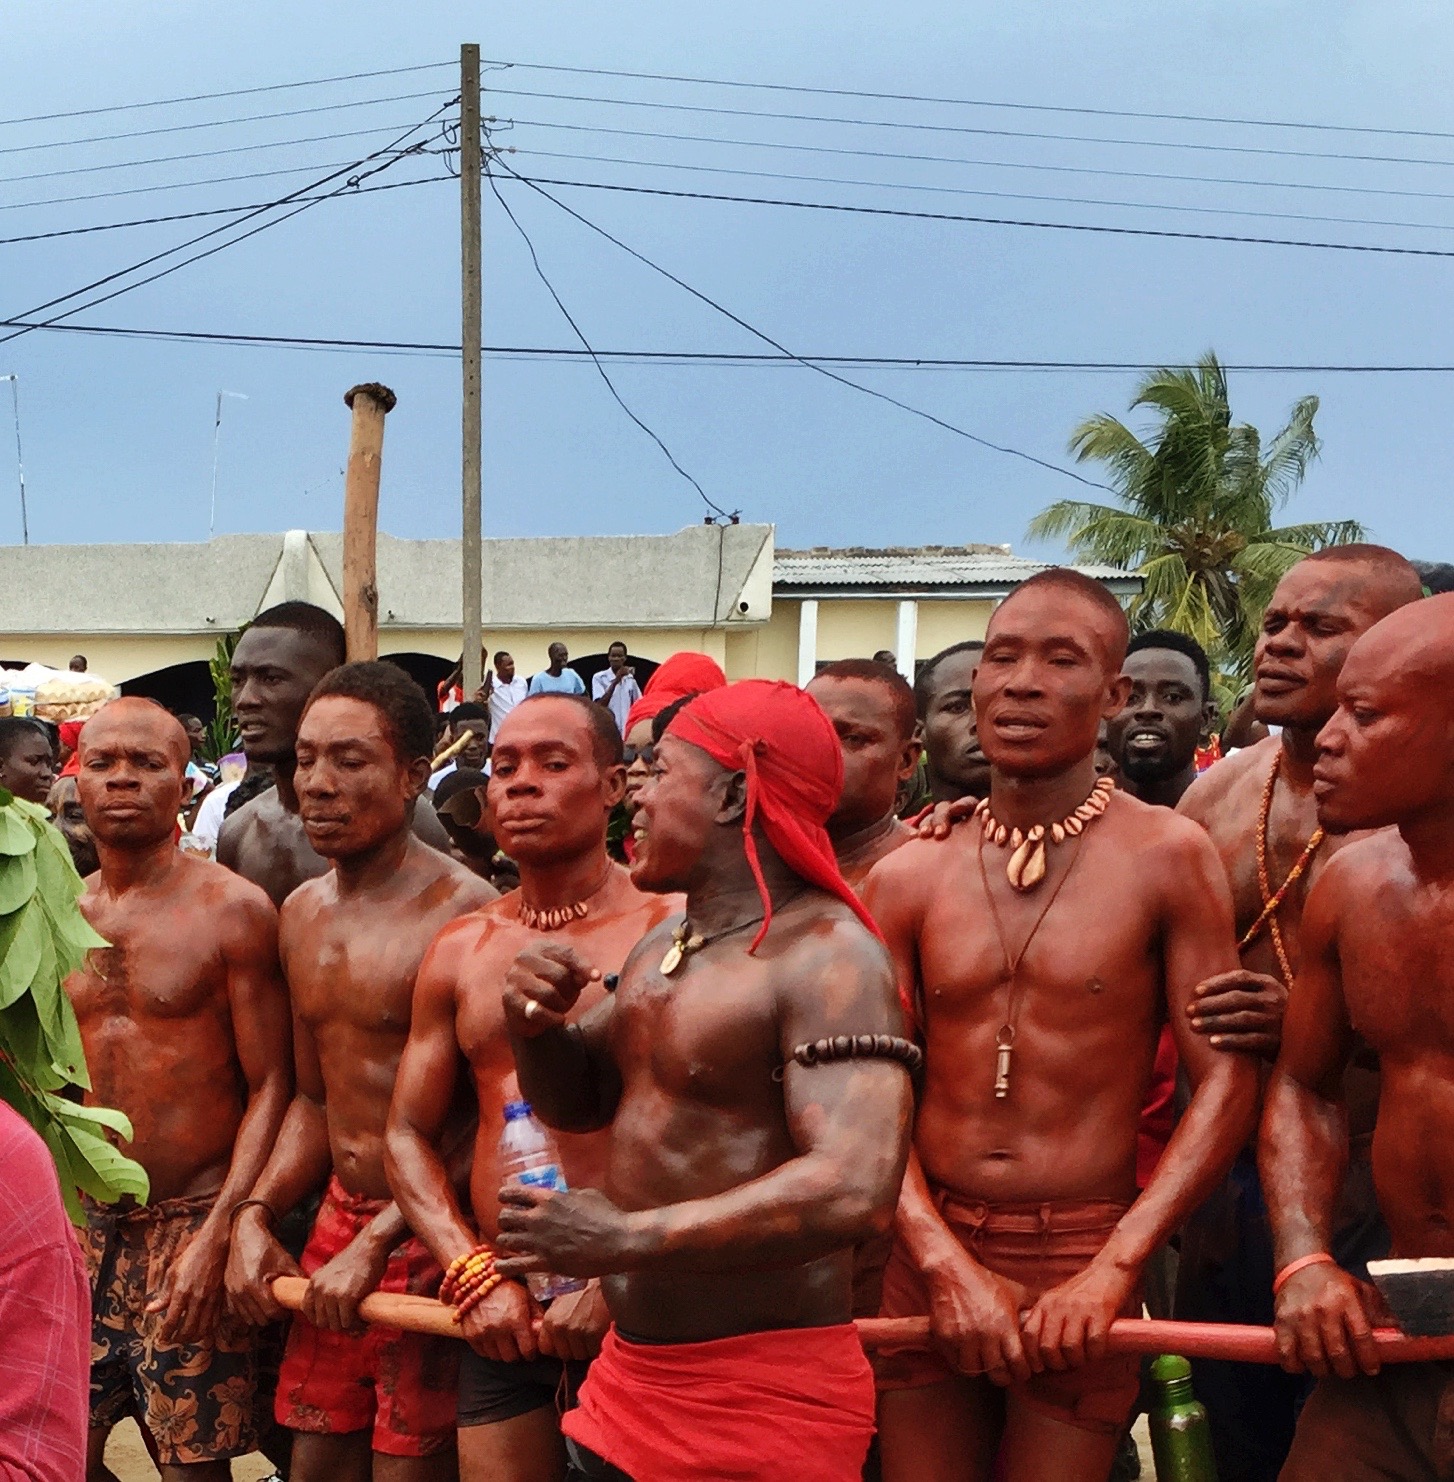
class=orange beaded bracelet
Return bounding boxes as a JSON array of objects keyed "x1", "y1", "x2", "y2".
[{"x1": 1272, "y1": 1252, "x2": 1336, "y2": 1297}]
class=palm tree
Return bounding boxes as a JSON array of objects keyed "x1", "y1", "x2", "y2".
[{"x1": 1027, "y1": 352, "x2": 1363, "y2": 674}]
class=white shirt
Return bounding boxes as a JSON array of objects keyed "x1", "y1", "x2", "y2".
[
  {"x1": 486, "y1": 675, "x2": 529, "y2": 740},
  {"x1": 591, "y1": 666, "x2": 643, "y2": 735},
  {"x1": 192, "y1": 780, "x2": 238, "y2": 854}
]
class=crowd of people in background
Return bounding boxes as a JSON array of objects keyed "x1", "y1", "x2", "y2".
[{"x1": 8, "y1": 548, "x2": 1454, "y2": 1482}]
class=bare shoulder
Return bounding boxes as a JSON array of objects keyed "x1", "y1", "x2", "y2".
[
  {"x1": 1314, "y1": 829, "x2": 1408, "y2": 904},
  {"x1": 1178, "y1": 737, "x2": 1276, "y2": 824},
  {"x1": 404, "y1": 836, "x2": 500, "y2": 911},
  {"x1": 188, "y1": 852, "x2": 277, "y2": 921},
  {"x1": 863, "y1": 829, "x2": 968, "y2": 906}
]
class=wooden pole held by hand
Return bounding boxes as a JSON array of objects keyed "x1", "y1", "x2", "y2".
[
  {"x1": 269, "y1": 1278, "x2": 1454, "y2": 1365},
  {"x1": 342, "y1": 382, "x2": 396, "y2": 662}
]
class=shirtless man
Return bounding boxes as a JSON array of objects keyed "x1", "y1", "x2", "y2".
[
  {"x1": 864, "y1": 570, "x2": 1259, "y2": 1482},
  {"x1": 219, "y1": 601, "x2": 448, "y2": 905},
  {"x1": 386, "y1": 694, "x2": 678, "y2": 1482},
  {"x1": 66, "y1": 699, "x2": 291, "y2": 1481},
  {"x1": 807, "y1": 658, "x2": 923, "y2": 890},
  {"x1": 915, "y1": 641, "x2": 989, "y2": 804},
  {"x1": 1174, "y1": 545, "x2": 1422, "y2": 1481},
  {"x1": 225, "y1": 664, "x2": 497, "y2": 1480},
  {"x1": 1260, "y1": 593, "x2": 1454, "y2": 1479},
  {"x1": 497, "y1": 679, "x2": 913, "y2": 1481}
]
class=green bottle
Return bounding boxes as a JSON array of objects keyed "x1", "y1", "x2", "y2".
[{"x1": 1148, "y1": 1354, "x2": 1218, "y2": 1482}]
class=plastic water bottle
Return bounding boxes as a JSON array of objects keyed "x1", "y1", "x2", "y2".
[
  {"x1": 1148, "y1": 1354, "x2": 1218, "y2": 1482},
  {"x1": 499, "y1": 1099, "x2": 586, "y2": 1302}
]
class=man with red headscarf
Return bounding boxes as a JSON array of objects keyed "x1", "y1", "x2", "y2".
[{"x1": 498, "y1": 680, "x2": 915, "y2": 1481}]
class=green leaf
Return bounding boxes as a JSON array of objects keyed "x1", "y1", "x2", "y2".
[
  {"x1": 0, "y1": 851, "x2": 36, "y2": 916},
  {"x1": 57, "y1": 1118, "x2": 150, "y2": 1204},
  {"x1": 0, "y1": 806, "x2": 38, "y2": 856},
  {"x1": 0, "y1": 901, "x2": 46, "y2": 1010}
]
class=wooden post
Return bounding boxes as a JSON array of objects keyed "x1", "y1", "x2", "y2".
[
  {"x1": 342, "y1": 382, "x2": 396, "y2": 662},
  {"x1": 460, "y1": 43, "x2": 483, "y2": 695}
]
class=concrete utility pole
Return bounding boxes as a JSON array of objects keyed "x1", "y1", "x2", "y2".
[
  {"x1": 342, "y1": 382, "x2": 396, "y2": 662},
  {"x1": 460, "y1": 42, "x2": 483, "y2": 695}
]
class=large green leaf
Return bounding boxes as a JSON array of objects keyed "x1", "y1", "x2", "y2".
[
  {"x1": 0, "y1": 797, "x2": 143, "y2": 1220},
  {"x1": 0, "y1": 901, "x2": 46, "y2": 1010},
  {"x1": 0, "y1": 805, "x2": 37, "y2": 857}
]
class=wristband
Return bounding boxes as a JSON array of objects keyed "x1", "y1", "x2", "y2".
[
  {"x1": 441, "y1": 1242, "x2": 496, "y2": 1307},
  {"x1": 1273, "y1": 1252, "x2": 1335, "y2": 1296},
  {"x1": 229, "y1": 1198, "x2": 276, "y2": 1228}
]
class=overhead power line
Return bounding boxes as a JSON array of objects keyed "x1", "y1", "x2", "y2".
[
  {"x1": 0, "y1": 118, "x2": 438, "y2": 187},
  {"x1": 484, "y1": 168, "x2": 732, "y2": 520},
  {"x1": 0, "y1": 62, "x2": 453, "y2": 130},
  {"x1": 484, "y1": 85, "x2": 1454, "y2": 172},
  {"x1": 0, "y1": 102, "x2": 454, "y2": 347},
  {"x1": 6, "y1": 316, "x2": 1454, "y2": 373},
  {"x1": 489, "y1": 157, "x2": 1106, "y2": 489},
  {"x1": 508, "y1": 115, "x2": 1454, "y2": 207},
  {"x1": 482, "y1": 57, "x2": 1454, "y2": 144},
  {"x1": 0, "y1": 176, "x2": 443, "y2": 246},
  {"x1": 0, "y1": 158, "x2": 443, "y2": 214},
  {"x1": 513, "y1": 171, "x2": 1454, "y2": 259},
  {"x1": 0, "y1": 89, "x2": 448, "y2": 158},
  {"x1": 511, "y1": 145, "x2": 1454, "y2": 237}
]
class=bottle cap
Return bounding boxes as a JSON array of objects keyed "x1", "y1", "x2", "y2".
[
  {"x1": 1150, "y1": 1354, "x2": 1193, "y2": 1383},
  {"x1": 503, "y1": 1099, "x2": 532, "y2": 1121}
]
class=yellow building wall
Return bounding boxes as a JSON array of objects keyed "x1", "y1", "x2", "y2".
[
  {"x1": 379, "y1": 627, "x2": 733, "y2": 677},
  {"x1": 0, "y1": 600, "x2": 997, "y2": 689},
  {"x1": 814, "y1": 600, "x2": 898, "y2": 662},
  {"x1": 915, "y1": 600, "x2": 994, "y2": 660},
  {"x1": 0, "y1": 633, "x2": 217, "y2": 685}
]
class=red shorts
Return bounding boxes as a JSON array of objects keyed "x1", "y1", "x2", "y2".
[
  {"x1": 876, "y1": 1194, "x2": 1141, "y2": 1437},
  {"x1": 276, "y1": 1177, "x2": 459, "y2": 1457}
]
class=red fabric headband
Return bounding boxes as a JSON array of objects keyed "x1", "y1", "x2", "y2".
[{"x1": 666, "y1": 679, "x2": 885, "y2": 953}]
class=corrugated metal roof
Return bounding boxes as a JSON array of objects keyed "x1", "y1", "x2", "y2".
[{"x1": 773, "y1": 545, "x2": 1140, "y2": 594}]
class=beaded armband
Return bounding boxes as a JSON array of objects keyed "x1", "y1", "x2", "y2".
[
  {"x1": 784, "y1": 1034, "x2": 923, "y2": 1076},
  {"x1": 441, "y1": 1243, "x2": 504, "y2": 1322}
]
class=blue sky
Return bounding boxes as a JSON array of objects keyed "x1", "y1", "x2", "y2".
[{"x1": 4, "y1": 2, "x2": 1454, "y2": 562}]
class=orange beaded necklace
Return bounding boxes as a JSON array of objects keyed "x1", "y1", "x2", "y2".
[{"x1": 1239, "y1": 752, "x2": 1324, "y2": 986}]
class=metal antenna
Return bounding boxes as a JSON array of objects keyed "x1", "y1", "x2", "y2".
[{"x1": 209, "y1": 389, "x2": 248, "y2": 538}]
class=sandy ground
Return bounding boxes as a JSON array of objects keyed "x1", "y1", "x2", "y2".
[
  {"x1": 104, "y1": 1415, "x2": 1157, "y2": 1479},
  {"x1": 104, "y1": 1420, "x2": 276, "y2": 1481}
]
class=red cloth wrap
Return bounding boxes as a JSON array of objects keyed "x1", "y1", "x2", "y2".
[
  {"x1": 626, "y1": 651, "x2": 726, "y2": 735},
  {"x1": 58, "y1": 720, "x2": 85, "y2": 778},
  {"x1": 666, "y1": 680, "x2": 883, "y2": 952},
  {"x1": 562, "y1": 1324, "x2": 876, "y2": 1481}
]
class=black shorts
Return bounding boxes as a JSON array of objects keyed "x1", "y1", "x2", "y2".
[{"x1": 457, "y1": 1346, "x2": 590, "y2": 1428}]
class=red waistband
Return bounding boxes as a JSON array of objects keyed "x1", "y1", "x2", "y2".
[{"x1": 563, "y1": 1323, "x2": 875, "y2": 1481}]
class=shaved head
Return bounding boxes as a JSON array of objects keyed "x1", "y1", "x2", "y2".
[
  {"x1": 1313, "y1": 593, "x2": 1454, "y2": 833},
  {"x1": 1302, "y1": 543, "x2": 1423, "y2": 618},
  {"x1": 80, "y1": 697, "x2": 189, "y2": 772},
  {"x1": 993, "y1": 569, "x2": 1130, "y2": 672}
]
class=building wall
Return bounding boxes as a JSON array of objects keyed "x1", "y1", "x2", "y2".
[
  {"x1": 0, "y1": 597, "x2": 996, "y2": 691},
  {"x1": 916, "y1": 599, "x2": 993, "y2": 658}
]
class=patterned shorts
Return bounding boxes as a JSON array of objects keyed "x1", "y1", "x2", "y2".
[{"x1": 84, "y1": 1193, "x2": 259, "y2": 1465}]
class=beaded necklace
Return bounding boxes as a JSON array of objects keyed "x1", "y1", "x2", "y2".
[
  {"x1": 1238, "y1": 751, "x2": 1324, "y2": 986},
  {"x1": 517, "y1": 864, "x2": 614, "y2": 932}
]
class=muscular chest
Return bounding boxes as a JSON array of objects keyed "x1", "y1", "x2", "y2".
[
  {"x1": 69, "y1": 910, "x2": 224, "y2": 1023},
  {"x1": 917, "y1": 855, "x2": 1161, "y2": 1029},
  {"x1": 1339, "y1": 889, "x2": 1454, "y2": 1052},
  {"x1": 612, "y1": 960, "x2": 783, "y2": 1105},
  {"x1": 291, "y1": 916, "x2": 435, "y2": 1035}
]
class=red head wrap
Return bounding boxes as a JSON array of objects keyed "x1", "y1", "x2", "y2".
[
  {"x1": 665, "y1": 679, "x2": 884, "y2": 953},
  {"x1": 58, "y1": 720, "x2": 85, "y2": 779},
  {"x1": 626, "y1": 651, "x2": 726, "y2": 736}
]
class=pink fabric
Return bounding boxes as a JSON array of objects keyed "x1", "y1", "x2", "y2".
[
  {"x1": 666, "y1": 680, "x2": 883, "y2": 952},
  {"x1": 0, "y1": 1100, "x2": 90, "y2": 1482},
  {"x1": 626, "y1": 651, "x2": 727, "y2": 735}
]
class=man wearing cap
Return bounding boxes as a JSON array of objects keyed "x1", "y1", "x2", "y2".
[{"x1": 499, "y1": 680, "x2": 914, "y2": 1481}]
